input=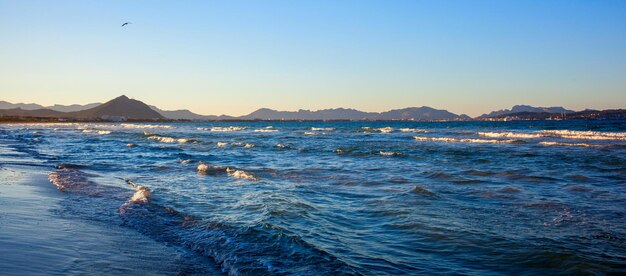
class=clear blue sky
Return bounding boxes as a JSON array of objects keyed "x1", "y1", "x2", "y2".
[{"x1": 1, "y1": 0, "x2": 625, "y2": 116}]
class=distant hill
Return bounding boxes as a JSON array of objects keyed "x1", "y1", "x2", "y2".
[
  {"x1": 0, "y1": 101, "x2": 102, "y2": 112},
  {"x1": 240, "y1": 106, "x2": 469, "y2": 121},
  {"x1": 479, "y1": 109, "x2": 626, "y2": 121},
  {"x1": 0, "y1": 96, "x2": 483, "y2": 121},
  {"x1": 375, "y1": 107, "x2": 471, "y2": 121},
  {"x1": 478, "y1": 105, "x2": 574, "y2": 119},
  {"x1": 70, "y1": 95, "x2": 164, "y2": 120},
  {"x1": 47, "y1": 103, "x2": 101, "y2": 112},
  {"x1": 6, "y1": 96, "x2": 621, "y2": 122},
  {"x1": 0, "y1": 108, "x2": 66, "y2": 118},
  {"x1": 0, "y1": 101, "x2": 45, "y2": 110}
]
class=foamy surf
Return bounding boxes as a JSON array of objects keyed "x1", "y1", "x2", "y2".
[
  {"x1": 539, "y1": 141, "x2": 596, "y2": 148},
  {"x1": 125, "y1": 179, "x2": 152, "y2": 203},
  {"x1": 539, "y1": 130, "x2": 626, "y2": 141},
  {"x1": 197, "y1": 162, "x2": 259, "y2": 181},
  {"x1": 82, "y1": 129, "x2": 111, "y2": 135},
  {"x1": 198, "y1": 126, "x2": 247, "y2": 132},
  {"x1": 363, "y1": 127, "x2": 394, "y2": 133},
  {"x1": 197, "y1": 162, "x2": 227, "y2": 174},
  {"x1": 399, "y1": 128, "x2": 428, "y2": 133},
  {"x1": 121, "y1": 123, "x2": 173, "y2": 129},
  {"x1": 478, "y1": 132, "x2": 544, "y2": 139},
  {"x1": 226, "y1": 167, "x2": 259, "y2": 181},
  {"x1": 478, "y1": 130, "x2": 626, "y2": 141},
  {"x1": 413, "y1": 136, "x2": 518, "y2": 144},
  {"x1": 254, "y1": 128, "x2": 279, "y2": 133},
  {"x1": 147, "y1": 135, "x2": 193, "y2": 144}
]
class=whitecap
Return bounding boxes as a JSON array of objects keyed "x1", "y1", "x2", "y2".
[
  {"x1": 226, "y1": 167, "x2": 259, "y2": 181},
  {"x1": 362, "y1": 126, "x2": 394, "y2": 133},
  {"x1": 147, "y1": 135, "x2": 190, "y2": 143},
  {"x1": 539, "y1": 141, "x2": 595, "y2": 148},
  {"x1": 125, "y1": 179, "x2": 152, "y2": 203},
  {"x1": 202, "y1": 126, "x2": 247, "y2": 132},
  {"x1": 82, "y1": 129, "x2": 111, "y2": 135},
  {"x1": 197, "y1": 162, "x2": 228, "y2": 174},
  {"x1": 121, "y1": 123, "x2": 173, "y2": 129},
  {"x1": 254, "y1": 129, "x2": 279, "y2": 133},
  {"x1": 413, "y1": 136, "x2": 516, "y2": 144},
  {"x1": 399, "y1": 128, "x2": 428, "y2": 133},
  {"x1": 478, "y1": 132, "x2": 543, "y2": 139},
  {"x1": 539, "y1": 130, "x2": 626, "y2": 141},
  {"x1": 378, "y1": 127, "x2": 394, "y2": 133}
]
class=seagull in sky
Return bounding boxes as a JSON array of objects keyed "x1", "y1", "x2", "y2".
[{"x1": 121, "y1": 22, "x2": 132, "y2": 27}]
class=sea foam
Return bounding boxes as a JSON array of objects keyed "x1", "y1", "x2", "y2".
[
  {"x1": 199, "y1": 126, "x2": 247, "y2": 132},
  {"x1": 226, "y1": 167, "x2": 259, "y2": 181},
  {"x1": 413, "y1": 136, "x2": 517, "y2": 144},
  {"x1": 147, "y1": 135, "x2": 192, "y2": 144},
  {"x1": 539, "y1": 130, "x2": 626, "y2": 141}
]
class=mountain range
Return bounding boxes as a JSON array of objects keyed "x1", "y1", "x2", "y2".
[
  {"x1": 0, "y1": 96, "x2": 163, "y2": 120},
  {"x1": 0, "y1": 101, "x2": 101, "y2": 112},
  {"x1": 0, "y1": 95, "x2": 610, "y2": 121},
  {"x1": 477, "y1": 105, "x2": 574, "y2": 119},
  {"x1": 239, "y1": 107, "x2": 471, "y2": 121}
]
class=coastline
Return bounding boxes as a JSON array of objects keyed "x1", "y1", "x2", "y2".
[{"x1": 0, "y1": 164, "x2": 220, "y2": 275}]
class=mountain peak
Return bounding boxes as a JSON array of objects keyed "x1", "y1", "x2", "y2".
[{"x1": 71, "y1": 96, "x2": 164, "y2": 120}]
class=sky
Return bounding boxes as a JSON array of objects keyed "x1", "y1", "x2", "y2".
[{"x1": 1, "y1": 0, "x2": 625, "y2": 117}]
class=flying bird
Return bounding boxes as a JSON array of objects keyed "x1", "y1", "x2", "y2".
[{"x1": 121, "y1": 22, "x2": 132, "y2": 27}]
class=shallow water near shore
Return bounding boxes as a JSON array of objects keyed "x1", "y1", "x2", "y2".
[{"x1": 1, "y1": 120, "x2": 625, "y2": 274}]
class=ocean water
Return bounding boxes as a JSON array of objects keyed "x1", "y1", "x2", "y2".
[{"x1": 1, "y1": 121, "x2": 625, "y2": 275}]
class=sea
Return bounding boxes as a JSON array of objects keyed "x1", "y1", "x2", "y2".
[{"x1": 0, "y1": 120, "x2": 625, "y2": 275}]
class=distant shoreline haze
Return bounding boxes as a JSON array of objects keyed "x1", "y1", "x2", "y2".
[{"x1": 4, "y1": 95, "x2": 622, "y2": 121}]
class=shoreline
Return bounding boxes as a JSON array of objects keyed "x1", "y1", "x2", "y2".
[
  {"x1": 0, "y1": 164, "x2": 220, "y2": 275},
  {"x1": 2, "y1": 118, "x2": 626, "y2": 124}
]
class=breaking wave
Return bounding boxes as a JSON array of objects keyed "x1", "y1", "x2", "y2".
[
  {"x1": 197, "y1": 163, "x2": 259, "y2": 181},
  {"x1": 380, "y1": 151, "x2": 402, "y2": 156},
  {"x1": 147, "y1": 134, "x2": 194, "y2": 144},
  {"x1": 478, "y1": 132, "x2": 544, "y2": 139},
  {"x1": 399, "y1": 128, "x2": 428, "y2": 133},
  {"x1": 47, "y1": 167, "x2": 352, "y2": 274},
  {"x1": 539, "y1": 141, "x2": 596, "y2": 148},
  {"x1": 539, "y1": 130, "x2": 626, "y2": 141},
  {"x1": 226, "y1": 167, "x2": 259, "y2": 181},
  {"x1": 82, "y1": 129, "x2": 111, "y2": 135},
  {"x1": 198, "y1": 126, "x2": 247, "y2": 132},
  {"x1": 120, "y1": 123, "x2": 173, "y2": 129},
  {"x1": 363, "y1": 127, "x2": 394, "y2": 133},
  {"x1": 413, "y1": 136, "x2": 518, "y2": 144},
  {"x1": 478, "y1": 130, "x2": 626, "y2": 141}
]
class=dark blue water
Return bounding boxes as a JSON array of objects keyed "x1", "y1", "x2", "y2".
[{"x1": 1, "y1": 121, "x2": 625, "y2": 274}]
